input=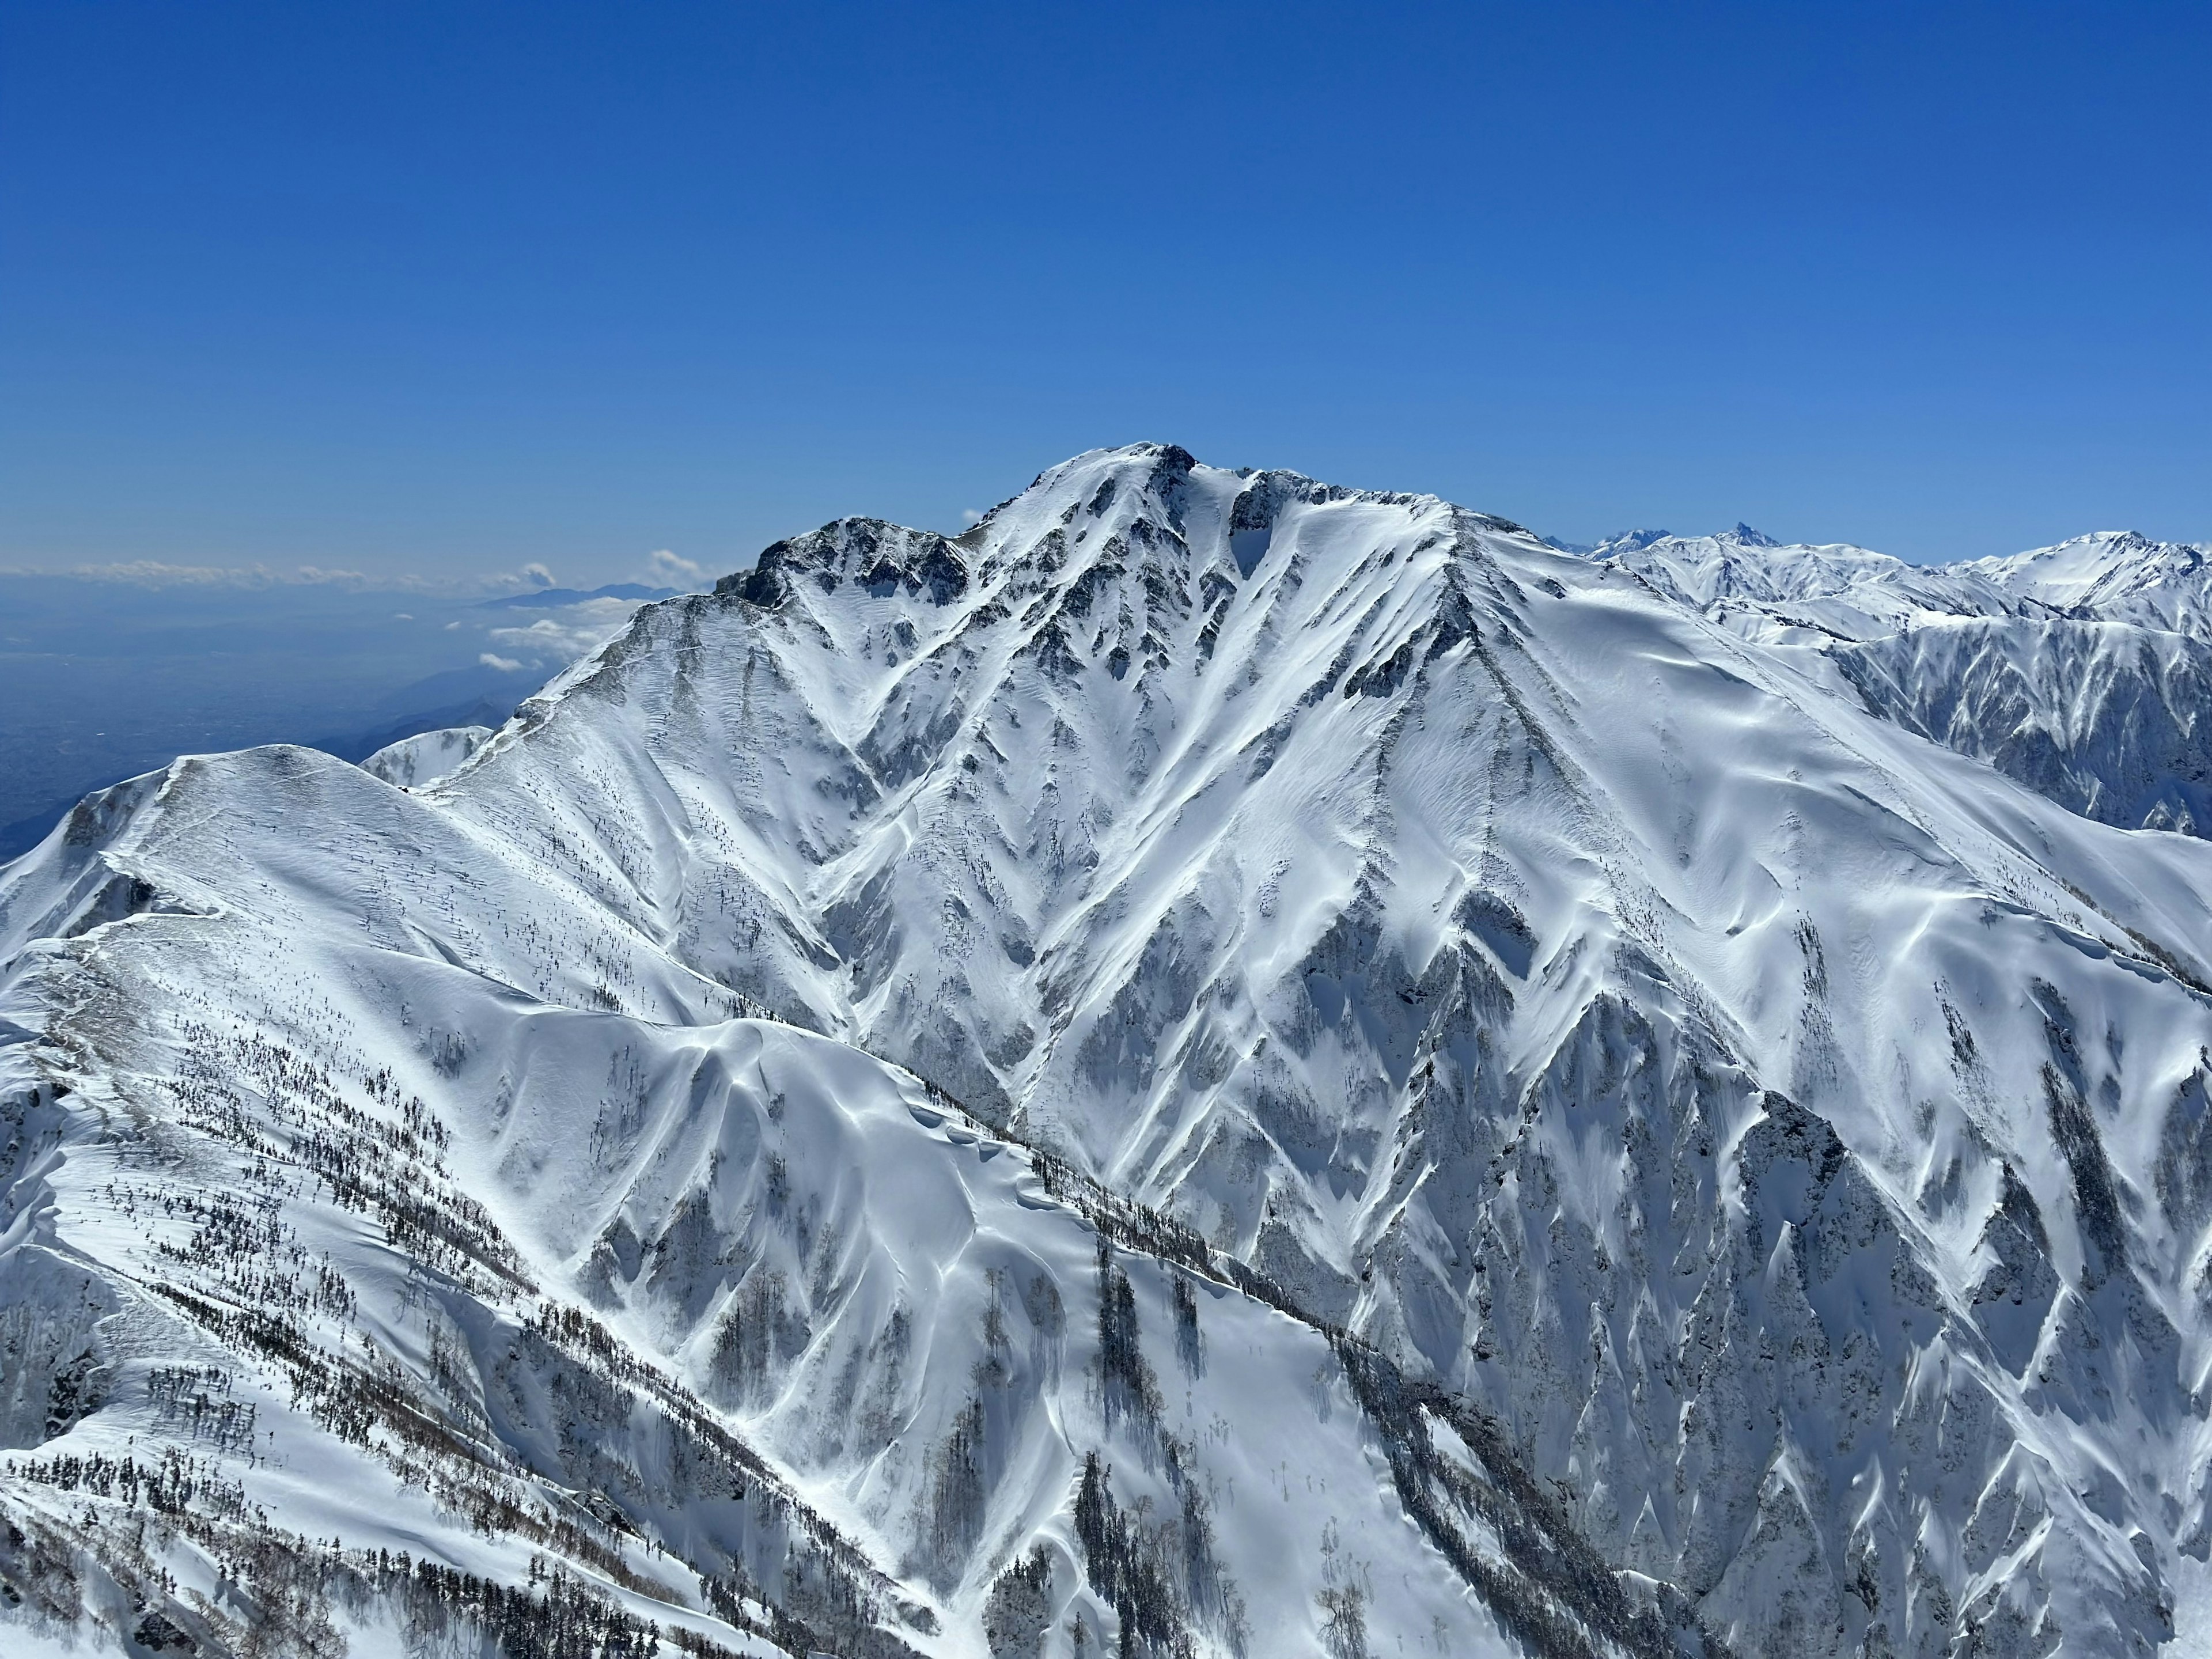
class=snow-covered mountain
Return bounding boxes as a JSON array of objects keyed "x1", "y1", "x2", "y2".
[
  {"x1": 1591, "y1": 525, "x2": 2212, "y2": 836},
  {"x1": 1591, "y1": 525, "x2": 2022, "y2": 636},
  {"x1": 1967, "y1": 531, "x2": 2212, "y2": 640},
  {"x1": 6, "y1": 444, "x2": 2212, "y2": 1657}
]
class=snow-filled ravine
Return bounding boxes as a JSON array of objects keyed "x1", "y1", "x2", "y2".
[{"x1": 6, "y1": 444, "x2": 2212, "y2": 1657}]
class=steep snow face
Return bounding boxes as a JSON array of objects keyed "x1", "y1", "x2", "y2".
[
  {"x1": 1590, "y1": 526, "x2": 2212, "y2": 836},
  {"x1": 345, "y1": 445, "x2": 2212, "y2": 1652},
  {"x1": 6, "y1": 443, "x2": 2212, "y2": 1659},
  {"x1": 1830, "y1": 621, "x2": 2212, "y2": 836},
  {"x1": 1967, "y1": 531, "x2": 2212, "y2": 639},
  {"x1": 0, "y1": 750, "x2": 1610, "y2": 1658},
  {"x1": 361, "y1": 723, "x2": 496, "y2": 788}
]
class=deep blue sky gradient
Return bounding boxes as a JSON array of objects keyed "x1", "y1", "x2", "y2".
[{"x1": 4, "y1": 0, "x2": 2207, "y2": 578}]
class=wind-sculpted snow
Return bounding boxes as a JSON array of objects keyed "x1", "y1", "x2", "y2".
[
  {"x1": 7, "y1": 444, "x2": 2212, "y2": 1657},
  {"x1": 361, "y1": 724, "x2": 495, "y2": 789},
  {"x1": 0, "y1": 748, "x2": 1585, "y2": 1657},
  {"x1": 1593, "y1": 526, "x2": 2212, "y2": 836}
]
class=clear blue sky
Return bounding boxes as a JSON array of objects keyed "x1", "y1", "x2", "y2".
[{"x1": 3, "y1": 0, "x2": 2206, "y2": 579}]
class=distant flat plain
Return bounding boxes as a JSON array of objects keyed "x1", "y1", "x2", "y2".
[{"x1": 0, "y1": 578, "x2": 567, "y2": 859}]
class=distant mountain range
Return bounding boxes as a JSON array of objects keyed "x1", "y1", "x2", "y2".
[
  {"x1": 5, "y1": 446, "x2": 2211, "y2": 1657},
  {"x1": 1590, "y1": 524, "x2": 2212, "y2": 835}
]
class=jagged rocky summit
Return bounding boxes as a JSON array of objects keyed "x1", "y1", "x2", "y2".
[{"x1": 6, "y1": 443, "x2": 2212, "y2": 1658}]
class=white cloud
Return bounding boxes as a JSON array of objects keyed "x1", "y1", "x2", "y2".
[
  {"x1": 487, "y1": 596, "x2": 641, "y2": 662},
  {"x1": 646, "y1": 548, "x2": 705, "y2": 585},
  {"x1": 479, "y1": 653, "x2": 525, "y2": 672},
  {"x1": 960, "y1": 508, "x2": 984, "y2": 527},
  {"x1": 475, "y1": 561, "x2": 575, "y2": 597}
]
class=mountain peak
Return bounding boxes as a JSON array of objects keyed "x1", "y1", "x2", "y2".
[
  {"x1": 1592, "y1": 528, "x2": 1673, "y2": 554},
  {"x1": 721, "y1": 516, "x2": 972, "y2": 609},
  {"x1": 12, "y1": 445, "x2": 2212, "y2": 1658}
]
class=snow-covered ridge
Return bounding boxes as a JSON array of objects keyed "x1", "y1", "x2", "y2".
[
  {"x1": 360, "y1": 723, "x2": 495, "y2": 789},
  {"x1": 7, "y1": 443, "x2": 2212, "y2": 1657},
  {"x1": 1594, "y1": 524, "x2": 2014, "y2": 624},
  {"x1": 1968, "y1": 529, "x2": 2212, "y2": 632},
  {"x1": 1583, "y1": 521, "x2": 2212, "y2": 835}
]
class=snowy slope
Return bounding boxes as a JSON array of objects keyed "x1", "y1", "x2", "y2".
[
  {"x1": 6, "y1": 444, "x2": 2212, "y2": 1658},
  {"x1": 1592, "y1": 526, "x2": 2212, "y2": 835},
  {"x1": 1967, "y1": 531, "x2": 2212, "y2": 640},
  {"x1": 0, "y1": 747, "x2": 1622, "y2": 1658},
  {"x1": 361, "y1": 723, "x2": 497, "y2": 789}
]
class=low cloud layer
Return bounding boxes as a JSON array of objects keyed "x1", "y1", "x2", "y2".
[
  {"x1": 2, "y1": 559, "x2": 582, "y2": 596},
  {"x1": 482, "y1": 596, "x2": 647, "y2": 670}
]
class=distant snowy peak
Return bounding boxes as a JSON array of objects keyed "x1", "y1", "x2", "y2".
[
  {"x1": 1968, "y1": 528, "x2": 2194, "y2": 600},
  {"x1": 1586, "y1": 522, "x2": 1774, "y2": 558},
  {"x1": 1585, "y1": 527, "x2": 1671, "y2": 556},
  {"x1": 1567, "y1": 517, "x2": 2212, "y2": 838},
  {"x1": 1585, "y1": 524, "x2": 2009, "y2": 634},
  {"x1": 1589, "y1": 521, "x2": 2212, "y2": 639},
  {"x1": 1964, "y1": 528, "x2": 2212, "y2": 637}
]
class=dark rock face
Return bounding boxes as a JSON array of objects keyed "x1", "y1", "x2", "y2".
[{"x1": 1835, "y1": 622, "x2": 2212, "y2": 835}]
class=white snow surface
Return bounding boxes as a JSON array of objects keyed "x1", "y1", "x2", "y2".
[
  {"x1": 6, "y1": 443, "x2": 2212, "y2": 1658},
  {"x1": 1967, "y1": 531, "x2": 2212, "y2": 639},
  {"x1": 1594, "y1": 525, "x2": 2212, "y2": 836},
  {"x1": 360, "y1": 724, "x2": 497, "y2": 789}
]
